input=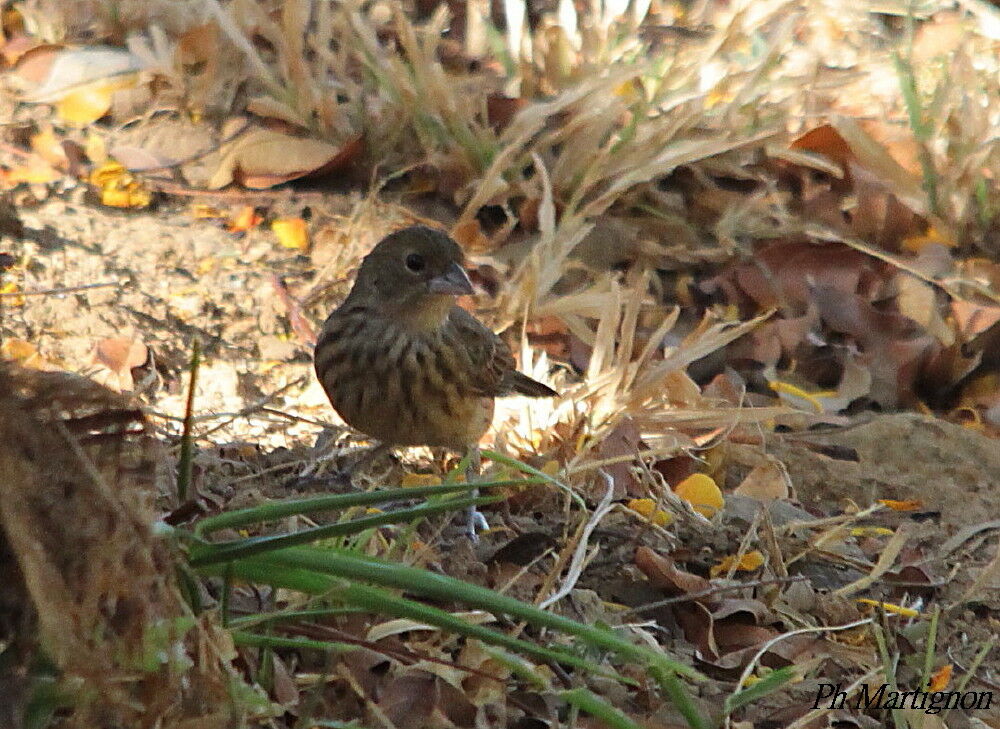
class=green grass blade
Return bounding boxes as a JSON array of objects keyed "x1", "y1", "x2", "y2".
[
  {"x1": 207, "y1": 554, "x2": 629, "y2": 681},
  {"x1": 189, "y1": 495, "x2": 501, "y2": 565},
  {"x1": 336, "y1": 579, "x2": 632, "y2": 682},
  {"x1": 480, "y1": 449, "x2": 585, "y2": 508},
  {"x1": 920, "y1": 605, "x2": 940, "y2": 689},
  {"x1": 194, "y1": 480, "x2": 539, "y2": 535},
  {"x1": 480, "y1": 645, "x2": 553, "y2": 690},
  {"x1": 209, "y1": 555, "x2": 338, "y2": 594},
  {"x1": 561, "y1": 688, "x2": 643, "y2": 729},
  {"x1": 652, "y1": 666, "x2": 709, "y2": 729},
  {"x1": 232, "y1": 631, "x2": 356, "y2": 654},
  {"x1": 176, "y1": 338, "x2": 201, "y2": 502},
  {"x1": 724, "y1": 666, "x2": 796, "y2": 715},
  {"x1": 222, "y1": 545, "x2": 702, "y2": 680},
  {"x1": 228, "y1": 607, "x2": 363, "y2": 629}
]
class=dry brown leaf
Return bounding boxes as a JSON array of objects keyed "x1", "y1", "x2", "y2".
[
  {"x1": 207, "y1": 129, "x2": 359, "y2": 189},
  {"x1": 733, "y1": 462, "x2": 789, "y2": 502},
  {"x1": 451, "y1": 218, "x2": 490, "y2": 252},
  {"x1": 1, "y1": 338, "x2": 50, "y2": 369},
  {"x1": 93, "y1": 338, "x2": 148, "y2": 392},
  {"x1": 831, "y1": 116, "x2": 926, "y2": 214},
  {"x1": 486, "y1": 93, "x2": 527, "y2": 131},
  {"x1": 893, "y1": 272, "x2": 953, "y2": 346},
  {"x1": 634, "y1": 547, "x2": 711, "y2": 596},
  {"x1": 790, "y1": 124, "x2": 855, "y2": 176},
  {"x1": 592, "y1": 417, "x2": 643, "y2": 497},
  {"x1": 10, "y1": 45, "x2": 147, "y2": 125}
]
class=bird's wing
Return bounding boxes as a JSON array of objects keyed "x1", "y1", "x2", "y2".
[{"x1": 448, "y1": 307, "x2": 556, "y2": 398}]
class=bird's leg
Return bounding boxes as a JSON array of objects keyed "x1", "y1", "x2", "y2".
[{"x1": 465, "y1": 445, "x2": 488, "y2": 541}]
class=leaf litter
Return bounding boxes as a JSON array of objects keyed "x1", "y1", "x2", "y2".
[{"x1": 1, "y1": 0, "x2": 1000, "y2": 727}]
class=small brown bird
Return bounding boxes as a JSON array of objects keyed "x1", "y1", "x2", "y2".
[{"x1": 314, "y1": 226, "x2": 556, "y2": 534}]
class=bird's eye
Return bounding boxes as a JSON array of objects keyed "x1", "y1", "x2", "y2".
[{"x1": 405, "y1": 253, "x2": 425, "y2": 272}]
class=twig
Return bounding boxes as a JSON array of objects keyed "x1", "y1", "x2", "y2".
[
  {"x1": 833, "y1": 523, "x2": 912, "y2": 597},
  {"x1": 539, "y1": 470, "x2": 615, "y2": 609},
  {"x1": 946, "y1": 644, "x2": 1000, "y2": 691},
  {"x1": 0, "y1": 281, "x2": 122, "y2": 297},
  {"x1": 736, "y1": 617, "x2": 875, "y2": 701},
  {"x1": 199, "y1": 376, "x2": 308, "y2": 438},
  {"x1": 622, "y1": 575, "x2": 808, "y2": 617},
  {"x1": 148, "y1": 178, "x2": 332, "y2": 201}
]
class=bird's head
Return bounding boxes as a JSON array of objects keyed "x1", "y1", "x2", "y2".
[{"x1": 349, "y1": 226, "x2": 474, "y2": 326}]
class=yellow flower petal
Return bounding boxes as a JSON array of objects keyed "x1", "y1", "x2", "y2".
[
  {"x1": 272, "y1": 217, "x2": 310, "y2": 250},
  {"x1": 674, "y1": 473, "x2": 724, "y2": 518},
  {"x1": 710, "y1": 550, "x2": 765, "y2": 577},
  {"x1": 878, "y1": 499, "x2": 923, "y2": 512},
  {"x1": 928, "y1": 664, "x2": 952, "y2": 692},
  {"x1": 627, "y1": 499, "x2": 671, "y2": 526},
  {"x1": 856, "y1": 598, "x2": 920, "y2": 618}
]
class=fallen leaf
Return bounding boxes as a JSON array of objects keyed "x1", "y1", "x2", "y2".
[
  {"x1": 0, "y1": 281, "x2": 24, "y2": 306},
  {"x1": 710, "y1": 550, "x2": 765, "y2": 577},
  {"x1": 878, "y1": 498, "x2": 923, "y2": 511},
  {"x1": 1, "y1": 338, "x2": 49, "y2": 369},
  {"x1": 93, "y1": 337, "x2": 148, "y2": 391},
  {"x1": 634, "y1": 547, "x2": 711, "y2": 596},
  {"x1": 207, "y1": 129, "x2": 361, "y2": 189},
  {"x1": 226, "y1": 205, "x2": 262, "y2": 232},
  {"x1": 592, "y1": 417, "x2": 644, "y2": 497},
  {"x1": 272, "y1": 217, "x2": 309, "y2": 250},
  {"x1": 733, "y1": 462, "x2": 789, "y2": 502},
  {"x1": 927, "y1": 664, "x2": 953, "y2": 691},
  {"x1": 790, "y1": 124, "x2": 855, "y2": 175},
  {"x1": 893, "y1": 272, "x2": 953, "y2": 345},
  {"x1": 627, "y1": 498, "x2": 672, "y2": 526},
  {"x1": 674, "y1": 473, "x2": 724, "y2": 518},
  {"x1": 377, "y1": 672, "x2": 437, "y2": 729},
  {"x1": 89, "y1": 162, "x2": 152, "y2": 208},
  {"x1": 486, "y1": 93, "x2": 527, "y2": 131}
]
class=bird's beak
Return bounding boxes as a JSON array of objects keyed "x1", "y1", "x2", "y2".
[{"x1": 428, "y1": 262, "x2": 474, "y2": 296}]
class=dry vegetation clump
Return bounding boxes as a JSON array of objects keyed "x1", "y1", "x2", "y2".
[{"x1": 0, "y1": 363, "x2": 249, "y2": 728}]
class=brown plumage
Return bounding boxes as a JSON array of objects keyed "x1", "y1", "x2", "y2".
[{"x1": 314, "y1": 226, "x2": 556, "y2": 454}]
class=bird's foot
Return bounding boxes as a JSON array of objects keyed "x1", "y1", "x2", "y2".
[
  {"x1": 465, "y1": 504, "x2": 489, "y2": 542},
  {"x1": 463, "y1": 446, "x2": 486, "y2": 541}
]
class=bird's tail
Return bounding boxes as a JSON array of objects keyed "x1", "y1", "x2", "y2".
[{"x1": 501, "y1": 370, "x2": 558, "y2": 397}]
